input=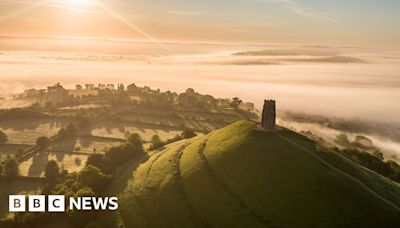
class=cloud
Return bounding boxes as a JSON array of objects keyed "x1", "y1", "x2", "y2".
[
  {"x1": 258, "y1": 0, "x2": 336, "y2": 22},
  {"x1": 216, "y1": 56, "x2": 365, "y2": 65}
]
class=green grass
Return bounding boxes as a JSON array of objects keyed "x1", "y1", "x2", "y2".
[
  {"x1": 120, "y1": 120, "x2": 400, "y2": 227},
  {"x1": 121, "y1": 140, "x2": 195, "y2": 227}
]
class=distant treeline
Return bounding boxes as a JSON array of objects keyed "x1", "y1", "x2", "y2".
[
  {"x1": 334, "y1": 148, "x2": 400, "y2": 183},
  {"x1": 16, "y1": 83, "x2": 257, "y2": 117}
]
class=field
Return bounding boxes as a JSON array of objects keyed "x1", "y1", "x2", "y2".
[
  {"x1": 51, "y1": 136, "x2": 124, "y2": 154},
  {"x1": 90, "y1": 108, "x2": 232, "y2": 142},
  {"x1": 115, "y1": 111, "x2": 234, "y2": 132},
  {"x1": 74, "y1": 137, "x2": 123, "y2": 153},
  {"x1": 58, "y1": 104, "x2": 102, "y2": 110},
  {"x1": 92, "y1": 126, "x2": 181, "y2": 141},
  {"x1": 120, "y1": 121, "x2": 400, "y2": 227},
  {"x1": 19, "y1": 151, "x2": 89, "y2": 177},
  {"x1": 0, "y1": 121, "x2": 124, "y2": 176},
  {"x1": 0, "y1": 144, "x2": 32, "y2": 162},
  {"x1": 0, "y1": 120, "x2": 63, "y2": 145},
  {"x1": 15, "y1": 135, "x2": 123, "y2": 177}
]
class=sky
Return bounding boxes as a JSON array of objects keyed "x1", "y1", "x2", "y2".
[{"x1": 0, "y1": 0, "x2": 399, "y2": 48}]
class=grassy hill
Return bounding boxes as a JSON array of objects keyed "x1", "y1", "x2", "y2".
[{"x1": 120, "y1": 120, "x2": 400, "y2": 227}]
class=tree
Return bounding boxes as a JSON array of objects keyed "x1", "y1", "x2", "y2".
[
  {"x1": 75, "y1": 117, "x2": 92, "y2": 136},
  {"x1": 0, "y1": 130, "x2": 7, "y2": 144},
  {"x1": 45, "y1": 101, "x2": 54, "y2": 109},
  {"x1": 178, "y1": 93, "x2": 196, "y2": 108},
  {"x1": 181, "y1": 128, "x2": 197, "y2": 139},
  {"x1": 78, "y1": 165, "x2": 110, "y2": 193},
  {"x1": 15, "y1": 148, "x2": 25, "y2": 159},
  {"x1": 117, "y1": 83, "x2": 125, "y2": 91},
  {"x1": 166, "y1": 134, "x2": 183, "y2": 144},
  {"x1": 51, "y1": 183, "x2": 73, "y2": 197},
  {"x1": 103, "y1": 145, "x2": 129, "y2": 173},
  {"x1": 70, "y1": 187, "x2": 97, "y2": 226},
  {"x1": 185, "y1": 88, "x2": 195, "y2": 95},
  {"x1": 125, "y1": 133, "x2": 144, "y2": 152},
  {"x1": 45, "y1": 160, "x2": 60, "y2": 181},
  {"x1": 230, "y1": 97, "x2": 242, "y2": 110},
  {"x1": 47, "y1": 82, "x2": 64, "y2": 92},
  {"x1": 57, "y1": 128, "x2": 68, "y2": 139},
  {"x1": 335, "y1": 133, "x2": 351, "y2": 147},
  {"x1": 0, "y1": 164, "x2": 3, "y2": 176},
  {"x1": 127, "y1": 83, "x2": 138, "y2": 93},
  {"x1": 150, "y1": 134, "x2": 164, "y2": 150},
  {"x1": 86, "y1": 154, "x2": 105, "y2": 170},
  {"x1": 66, "y1": 123, "x2": 78, "y2": 137},
  {"x1": 372, "y1": 151, "x2": 384, "y2": 160},
  {"x1": 4, "y1": 158, "x2": 19, "y2": 178},
  {"x1": 337, "y1": 148, "x2": 400, "y2": 183},
  {"x1": 36, "y1": 136, "x2": 50, "y2": 149},
  {"x1": 354, "y1": 135, "x2": 373, "y2": 148}
]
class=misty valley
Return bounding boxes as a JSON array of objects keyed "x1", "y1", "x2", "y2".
[
  {"x1": 1, "y1": 0, "x2": 400, "y2": 227},
  {"x1": 0, "y1": 82, "x2": 399, "y2": 227}
]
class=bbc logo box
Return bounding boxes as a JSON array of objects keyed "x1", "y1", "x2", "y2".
[
  {"x1": 8, "y1": 195, "x2": 26, "y2": 212},
  {"x1": 9, "y1": 195, "x2": 65, "y2": 212}
]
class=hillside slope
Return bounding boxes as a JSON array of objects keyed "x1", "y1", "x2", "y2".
[{"x1": 120, "y1": 120, "x2": 400, "y2": 227}]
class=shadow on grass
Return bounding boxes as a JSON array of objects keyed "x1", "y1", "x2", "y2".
[{"x1": 97, "y1": 153, "x2": 150, "y2": 228}]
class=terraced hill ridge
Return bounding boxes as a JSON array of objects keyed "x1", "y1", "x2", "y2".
[{"x1": 120, "y1": 120, "x2": 400, "y2": 227}]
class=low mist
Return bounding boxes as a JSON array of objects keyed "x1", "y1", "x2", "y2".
[
  {"x1": 1, "y1": 44, "x2": 400, "y2": 157},
  {"x1": 279, "y1": 112, "x2": 400, "y2": 163}
]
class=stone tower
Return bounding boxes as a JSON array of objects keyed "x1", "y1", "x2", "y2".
[{"x1": 261, "y1": 100, "x2": 276, "y2": 131}]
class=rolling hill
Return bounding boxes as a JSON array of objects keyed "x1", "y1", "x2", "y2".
[{"x1": 120, "y1": 120, "x2": 400, "y2": 227}]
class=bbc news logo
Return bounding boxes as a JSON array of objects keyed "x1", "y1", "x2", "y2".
[{"x1": 9, "y1": 195, "x2": 119, "y2": 212}]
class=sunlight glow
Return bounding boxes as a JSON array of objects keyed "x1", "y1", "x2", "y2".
[
  {"x1": 66, "y1": 0, "x2": 89, "y2": 8},
  {"x1": 94, "y1": 0, "x2": 171, "y2": 53}
]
